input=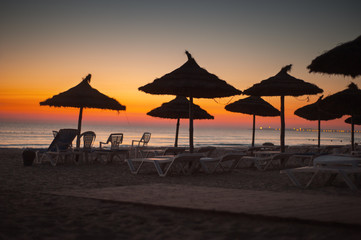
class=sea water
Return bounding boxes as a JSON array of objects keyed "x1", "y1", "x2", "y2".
[{"x1": 0, "y1": 120, "x2": 358, "y2": 149}]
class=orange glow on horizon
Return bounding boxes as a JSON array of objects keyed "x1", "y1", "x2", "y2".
[
  {"x1": 0, "y1": 82, "x2": 352, "y2": 131},
  {"x1": 0, "y1": 53, "x2": 357, "y2": 131}
]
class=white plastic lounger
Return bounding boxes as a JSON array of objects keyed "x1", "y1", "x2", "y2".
[
  {"x1": 94, "y1": 133, "x2": 129, "y2": 163},
  {"x1": 281, "y1": 166, "x2": 361, "y2": 191},
  {"x1": 199, "y1": 153, "x2": 246, "y2": 173},
  {"x1": 281, "y1": 155, "x2": 361, "y2": 191},
  {"x1": 127, "y1": 153, "x2": 204, "y2": 177},
  {"x1": 131, "y1": 132, "x2": 151, "y2": 158},
  {"x1": 242, "y1": 153, "x2": 293, "y2": 171}
]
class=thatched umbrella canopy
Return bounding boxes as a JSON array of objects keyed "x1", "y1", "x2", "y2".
[
  {"x1": 40, "y1": 74, "x2": 126, "y2": 147},
  {"x1": 320, "y1": 83, "x2": 361, "y2": 150},
  {"x1": 225, "y1": 96, "x2": 280, "y2": 147},
  {"x1": 243, "y1": 65, "x2": 323, "y2": 152},
  {"x1": 147, "y1": 96, "x2": 214, "y2": 147},
  {"x1": 139, "y1": 51, "x2": 242, "y2": 152},
  {"x1": 294, "y1": 95, "x2": 342, "y2": 148},
  {"x1": 345, "y1": 116, "x2": 361, "y2": 125},
  {"x1": 308, "y1": 35, "x2": 361, "y2": 78}
]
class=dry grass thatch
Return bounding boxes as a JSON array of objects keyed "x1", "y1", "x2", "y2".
[
  {"x1": 294, "y1": 96, "x2": 343, "y2": 121},
  {"x1": 243, "y1": 65, "x2": 323, "y2": 97},
  {"x1": 345, "y1": 116, "x2": 361, "y2": 125},
  {"x1": 147, "y1": 96, "x2": 214, "y2": 120},
  {"x1": 308, "y1": 35, "x2": 361, "y2": 78},
  {"x1": 40, "y1": 74, "x2": 126, "y2": 111},
  {"x1": 139, "y1": 51, "x2": 242, "y2": 98},
  {"x1": 225, "y1": 96, "x2": 280, "y2": 117},
  {"x1": 320, "y1": 82, "x2": 361, "y2": 115}
]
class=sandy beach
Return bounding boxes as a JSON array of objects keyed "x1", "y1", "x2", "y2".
[{"x1": 1, "y1": 147, "x2": 361, "y2": 239}]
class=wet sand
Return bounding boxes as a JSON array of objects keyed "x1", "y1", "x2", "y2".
[{"x1": 1, "y1": 148, "x2": 361, "y2": 239}]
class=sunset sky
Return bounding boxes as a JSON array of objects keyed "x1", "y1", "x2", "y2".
[{"x1": 1, "y1": 0, "x2": 360, "y2": 130}]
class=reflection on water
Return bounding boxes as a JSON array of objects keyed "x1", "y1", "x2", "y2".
[{"x1": 0, "y1": 121, "x2": 359, "y2": 149}]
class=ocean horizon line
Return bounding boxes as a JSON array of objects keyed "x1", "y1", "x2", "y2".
[{"x1": 0, "y1": 121, "x2": 359, "y2": 149}]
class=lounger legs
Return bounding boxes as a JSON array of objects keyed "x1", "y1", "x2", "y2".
[
  {"x1": 282, "y1": 168, "x2": 360, "y2": 191},
  {"x1": 338, "y1": 170, "x2": 358, "y2": 191},
  {"x1": 127, "y1": 159, "x2": 144, "y2": 174}
]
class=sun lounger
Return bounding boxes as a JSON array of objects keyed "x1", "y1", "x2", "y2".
[
  {"x1": 199, "y1": 153, "x2": 246, "y2": 173},
  {"x1": 37, "y1": 128, "x2": 79, "y2": 166},
  {"x1": 287, "y1": 153, "x2": 318, "y2": 166},
  {"x1": 127, "y1": 153, "x2": 204, "y2": 177},
  {"x1": 140, "y1": 147, "x2": 187, "y2": 158},
  {"x1": 99, "y1": 133, "x2": 123, "y2": 150},
  {"x1": 281, "y1": 166, "x2": 361, "y2": 191},
  {"x1": 131, "y1": 132, "x2": 151, "y2": 158},
  {"x1": 281, "y1": 155, "x2": 361, "y2": 191},
  {"x1": 242, "y1": 153, "x2": 294, "y2": 171},
  {"x1": 73, "y1": 131, "x2": 96, "y2": 164},
  {"x1": 94, "y1": 133, "x2": 129, "y2": 163},
  {"x1": 195, "y1": 146, "x2": 216, "y2": 157},
  {"x1": 162, "y1": 147, "x2": 187, "y2": 156}
]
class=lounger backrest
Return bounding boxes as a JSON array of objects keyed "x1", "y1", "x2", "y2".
[
  {"x1": 48, "y1": 128, "x2": 79, "y2": 152},
  {"x1": 221, "y1": 153, "x2": 245, "y2": 162},
  {"x1": 163, "y1": 147, "x2": 186, "y2": 156},
  {"x1": 196, "y1": 146, "x2": 216, "y2": 157},
  {"x1": 140, "y1": 132, "x2": 151, "y2": 146},
  {"x1": 80, "y1": 131, "x2": 96, "y2": 150},
  {"x1": 109, "y1": 133, "x2": 123, "y2": 150},
  {"x1": 173, "y1": 153, "x2": 204, "y2": 163}
]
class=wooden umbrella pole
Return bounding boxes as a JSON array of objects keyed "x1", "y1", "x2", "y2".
[
  {"x1": 351, "y1": 115, "x2": 355, "y2": 151},
  {"x1": 252, "y1": 114, "x2": 256, "y2": 147},
  {"x1": 76, "y1": 107, "x2": 83, "y2": 148},
  {"x1": 175, "y1": 118, "x2": 180, "y2": 147},
  {"x1": 189, "y1": 96, "x2": 194, "y2": 153},
  {"x1": 280, "y1": 96, "x2": 285, "y2": 152},
  {"x1": 318, "y1": 118, "x2": 321, "y2": 149}
]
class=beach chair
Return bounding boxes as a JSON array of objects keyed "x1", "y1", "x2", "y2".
[
  {"x1": 242, "y1": 153, "x2": 294, "y2": 171},
  {"x1": 100, "y1": 133, "x2": 123, "y2": 149},
  {"x1": 131, "y1": 132, "x2": 151, "y2": 158},
  {"x1": 73, "y1": 131, "x2": 96, "y2": 164},
  {"x1": 195, "y1": 146, "x2": 217, "y2": 157},
  {"x1": 38, "y1": 128, "x2": 79, "y2": 166},
  {"x1": 139, "y1": 146, "x2": 187, "y2": 158},
  {"x1": 199, "y1": 153, "x2": 247, "y2": 173},
  {"x1": 94, "y1": 133, "x2": 129, "y2": 163},
  {"x1": 281, "y1": 155, "x2": 361, "y2": 191},
  {"x1": 52, "y1": 130, "x2": 58, "y2": 138},
  {"x1": 281, "y1": 166, "x2": 361, "y2": 191},
  {"x1": 127, "y1": 153, "x2": 204, "y2": 177},
  {"x1": 163, "y1": 147, "x2": 187, "y2": 156}
]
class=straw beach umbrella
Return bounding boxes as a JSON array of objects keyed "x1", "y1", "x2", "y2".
[
  {"x1": 345, "y1": 116, "x2": 361, "y2": 125},
  {"x1": 320, "y1": 83, "x2": 361, "y2": 150},
  {"x1": 139, "y1": 51, "x2": 242, "y2": 152},
  {"x1": 225, "y1": 96, "x2": 280, "y2": 147},
  {"x1": 308, "y1": 35, "x2": 361, "y2": 78},
  {"x1": 243, "y1": 65, "x2": 323, "y2": 152},
  {"x1": 147, "y1": 96, "x2": 214, "y2": 147},
  {"x1": 345, "y1": 116, "x2": 361, "y2": 145},
  {"x1": 40, "y1": 74, "x2": 126, "y2": 147},
  {"x1": 294, "y1": 95, "x2": 342, "y2": 148}
]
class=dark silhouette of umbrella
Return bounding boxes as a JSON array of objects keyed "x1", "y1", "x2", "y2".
[
  {"x1": 147, "y1": 96, "x2": 214, "y2": 147},
  {"x1": 40, "y1": 74, "x2": 126, "y2": 147},
  {"x1": 345, "y1": 116, "x2": 361, "y2": 146},
  {"x1": 308, "y1": 35, "x2": 361, "y2": 78},
  {"x1": 243, "y1": 65, "x2": 323, "y2": 152},
  {"x1": 139, "y1": 51, "x2": 242, "y2": 152},
  {"x1": 294, "y1": 95, "x2": 342, "y2": 148},
  {"x1": 225, "y1": 96, "x2": 280, "y2": 147},
  {"x1": 345, "y1": 116, "x2": 361, "y2": 125},
  {"x1": 320, "y1": 82, "x2": 361, "y2": 150}
]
